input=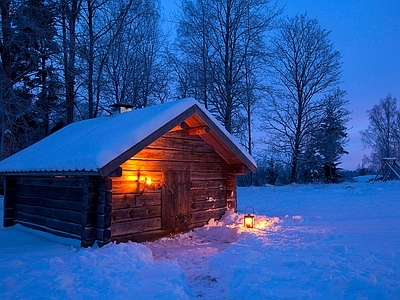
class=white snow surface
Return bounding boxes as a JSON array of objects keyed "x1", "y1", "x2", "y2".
[
  {"x1": 0, "y1": 98, "x2": 255, "y2": 173},
  {"x1": 1, "y1": 177, "x2": 400, "y2": 299}
]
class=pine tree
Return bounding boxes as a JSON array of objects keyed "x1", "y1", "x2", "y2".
[{"x1": 302, "y1": 89, "x2": 350, "y2": 183}]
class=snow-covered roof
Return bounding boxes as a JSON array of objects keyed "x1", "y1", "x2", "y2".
[{"x1": 0, "y1": 98, "x2": 256, "y2": 175}]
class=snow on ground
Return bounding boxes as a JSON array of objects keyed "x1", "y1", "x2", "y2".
[{"x1": 1, "y1": 176, "x2": 400, "y2": 299}]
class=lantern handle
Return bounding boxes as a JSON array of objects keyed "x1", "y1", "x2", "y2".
[{"x1": 245, "y1": 206, "x2": 254, "y2": 215}]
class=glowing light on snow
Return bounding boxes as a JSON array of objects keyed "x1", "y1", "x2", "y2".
[{"x1": 254, "y1": 217, "x2": 280, "y2": 230}]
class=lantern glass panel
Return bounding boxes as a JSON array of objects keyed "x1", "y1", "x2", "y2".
[{"x1": 244, "y1": 214, "x2": 254, "y2": 228}]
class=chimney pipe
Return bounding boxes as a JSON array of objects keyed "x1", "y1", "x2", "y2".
[{"x1": 110, "y1": 103, "x2": 134, "y2": 115}]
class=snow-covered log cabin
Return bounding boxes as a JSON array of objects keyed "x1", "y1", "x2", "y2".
[{"x1": 0, "y1": 99, "x2": 256, "y2": 247}]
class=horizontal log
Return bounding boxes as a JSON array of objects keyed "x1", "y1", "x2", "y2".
[
  {"x1": 111, "y1": 229, "x2": 174, "y2": 243},
  {"x1": 16, "y1": 184, "x2": 85, "y2": 202},
  {"x1": 147, "y1": 139, "x2": 208, "y2": 152},
  {"x1": 188, "y1": 126, "x2": 210, "y2": 136},
  {"x1": 15, "y1": 194, "x2": 87, "y2": 212},
  {"x1": 15, "y1": 203, "x2": 96, "y2": 226},
  {"x1": 132, "y1": 148, "x2": 224, "y2": 163},
  {"x1": 190, "y1": 172, "x2": 227, "y2": 181},
  {"x1": 163, "y1": 129, "x2": 200, "y2": 138},
  {"x1": 111, "y1": 180, "x2": 161, "y2": 194},
  {"x1": 117, "y1": 170, "x2": 162, "y2": 182},
  {"x1": 122, "y1": 160, "x2": 228, "y2": 172},
  {"x1": 16, "y1": 176, "x2": 87, "y2": 189},
  {"x1": 111, "y1": 205, "x2": 161, "y2": 223},
  {"x1": 191, "y1": 180, "x2": 225, "y2": 189},
  {"x1": 190, "y1": 198, "x2": 225, "y2": 211},
  {"x1": 190, "y1": 190, "x2": 225, "y2": 201},
  {"x1": 191, "y1": 207, "x2": 226, "y2": 224},
  {"x1": 111, "y1": 217, "x2": 161, "y2": 237},
  {"x1": 112, "y1": 192, "x2": 161, "y2": 209},
  {"x1": 15, "y1": 220, "x2": 81, "y2": 241},
  {"x1": 15, "y1": 211, "x2": 88, "y2": 236}
]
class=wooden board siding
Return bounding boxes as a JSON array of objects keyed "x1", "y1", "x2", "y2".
[
  {"x1": 111, "y1": 130, "x2": 231, "y2": 243},
  {"x1": 9, "y1": 176, "x2": 98, "y2": 247}
]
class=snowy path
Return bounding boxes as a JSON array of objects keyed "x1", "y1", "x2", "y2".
[{"x1": 145, "y1": 228, "x2": 234, "y2": 298}]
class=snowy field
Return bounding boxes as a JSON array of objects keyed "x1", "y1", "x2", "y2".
[{"x1": 1, "y1": 176, "x2": 400, "y2": 299}]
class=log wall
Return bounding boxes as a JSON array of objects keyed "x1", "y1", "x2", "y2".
[
  {"x1": 111, "y1": 130, "x2": 234, "y2": 243},
  {"x1": 6, "y1": 176, "x2": 99, "y2": 247}
]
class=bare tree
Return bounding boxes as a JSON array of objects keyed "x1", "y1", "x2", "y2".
[
  {"x1": 78, "y1": 0, "x2": 143, "y2": 118},
  {"x1": 0, "y1": 0, "x2": 13, "y2": 158},
  {"x1": 175, "y1": 0, "x2": 280, "y2": 134},
  {"x1": 176, "y1": 0, "x2": 212, "y2": 108},
  {"x1": 60, "y1": 0, "x2": 82, "y2": 124},
  {"x1": 360, "y1": 94, "x2": 400, "y2": 169},
  {"x1": 99, "y1": 0, "x2": 167, "y2": 110},
  {"x1": 262, "y1": 13, "x2": 342, "y2": 183}
]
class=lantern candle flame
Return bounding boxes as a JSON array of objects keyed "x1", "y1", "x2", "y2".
[{"x1": 244, "y1": 206, "x2": 255, "y2": 228}]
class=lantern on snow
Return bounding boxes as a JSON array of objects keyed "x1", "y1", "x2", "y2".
[{"x1": 244, "y1": 206, "x2": 255, "y2": 228}]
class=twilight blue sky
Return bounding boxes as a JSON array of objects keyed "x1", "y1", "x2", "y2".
[
  {"x1": 281, "y1": 0, "x2": 400, "y2": 170},
  {"x1": 161, "y1": 0, "x2": 400, "y2": 170}
]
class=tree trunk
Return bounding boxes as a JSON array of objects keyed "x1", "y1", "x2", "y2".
[
  {"x1": 62, "y1": 0, "x2": 80, "y2": 124},
  {"x1": 87, "y1": 0, "x2": 94, "y2": 118}
]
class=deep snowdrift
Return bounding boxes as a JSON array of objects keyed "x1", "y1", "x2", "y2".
[{"x1": 1, "y1": 177, "x2": 399, "y2": 299}]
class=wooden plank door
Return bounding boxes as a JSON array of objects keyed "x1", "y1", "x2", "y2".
[{"x1": 162, "y1": 170, "x2": 191, "y2": 231}]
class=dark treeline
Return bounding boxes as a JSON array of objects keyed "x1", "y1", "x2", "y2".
[{"x1": 1, "y1": 0, "x2": 353, "y2": 184}]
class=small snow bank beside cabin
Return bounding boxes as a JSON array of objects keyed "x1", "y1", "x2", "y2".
[{"x1": 1, "y1": 177, "x2": 400, "y2": 299}]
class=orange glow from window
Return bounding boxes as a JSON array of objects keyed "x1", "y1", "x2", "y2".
[{"x1": 125, "y1": 175, "x2": 139, "y2": 182}]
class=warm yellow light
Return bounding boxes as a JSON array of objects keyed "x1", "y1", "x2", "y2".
[
  {"x1": 145, "y1": 177, "x2": 152, "y2": 185},
  {"x1": 126, "y1": 175, "x2": 139, "y2": 181},
  {"x1": 244, "y1": 214, "x2": 254, "y2": 228}
]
